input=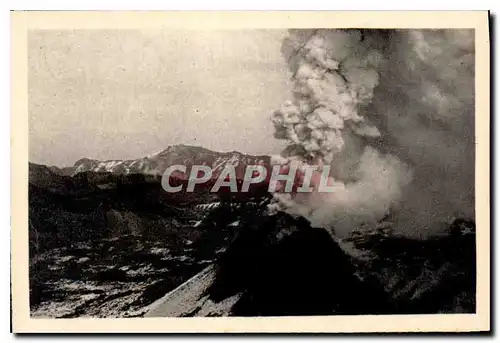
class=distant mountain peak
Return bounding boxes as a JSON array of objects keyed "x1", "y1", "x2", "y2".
[{"x1": 62, "y1": 146, "x2": 270, "y2": 177}]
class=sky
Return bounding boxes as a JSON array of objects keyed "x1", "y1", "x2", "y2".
[{"x1": 28, "y1": 29, "x2": 292, "y2": 167}]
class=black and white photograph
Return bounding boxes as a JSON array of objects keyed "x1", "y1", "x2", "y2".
[{"x1": 11, "y1": 10, "x2": 490, "y2": 333}]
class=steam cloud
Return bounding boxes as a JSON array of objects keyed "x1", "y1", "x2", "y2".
[{"x1": 270, "y1": 29, "x2": 475, "y2": 238}]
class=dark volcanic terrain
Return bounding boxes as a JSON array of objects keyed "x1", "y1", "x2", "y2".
[{"x1": 29, "y1": 146, "x2": 476, "y2": 317}]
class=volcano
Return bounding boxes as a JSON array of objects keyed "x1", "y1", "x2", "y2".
[
  {"x1": 145, "y1": 205, "x2": 476, "y2": 317},
  {"x1": 29, "y1": 146, "x2": 476, "y2": 318}
]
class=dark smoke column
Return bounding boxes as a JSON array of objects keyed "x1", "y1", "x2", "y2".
[{"x1": 268, "y1": 29, "x2": 412, "y2": 237}]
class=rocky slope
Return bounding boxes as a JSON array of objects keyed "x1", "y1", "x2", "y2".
[
  {"x1": 29, "y1": 153, "x2": 269, "y2": 317},
  {"x1": 339, "y1": 218, "x2": 476, "y2": 313},
  {"x1": 145, "y1": 209, "x2": 476, "y2": 317},
  {"x1": 29, "y1": 146, "x2": 476, "y2": 317}
]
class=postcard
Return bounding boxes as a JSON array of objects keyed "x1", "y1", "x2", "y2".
[{"x1": 11, "y1": 10, "x2": 490, "y2": 333}]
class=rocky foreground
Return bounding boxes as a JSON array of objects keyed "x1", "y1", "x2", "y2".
[
  {"x1": 28, "y1": 153, "x2": 476, "y2": 317},
  {"x1": 30, "y1": 204, "x2": 476, "y2": 317},
  {"x1": 144, "y1": 211, "x2": 475, "y2": 317},
  {"x1": 30, "y1": 235, "x2": 220, "y2": 318}
]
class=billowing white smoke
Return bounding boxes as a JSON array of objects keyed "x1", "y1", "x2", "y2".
[{"x1": 270, "y1": 29, "x2": 475, "y2": 238}]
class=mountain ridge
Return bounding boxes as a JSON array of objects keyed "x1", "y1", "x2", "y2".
[
  {"x1": 44, "y1": 144, "x2": 271, "y2": 178},
  {"x1": 28, "y1": 144, "x2": 476, "y2": 317}
]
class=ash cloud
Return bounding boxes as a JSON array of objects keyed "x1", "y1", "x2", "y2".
[{"x1": 270, "y1": 29, "x2": 475, "y2": 238}]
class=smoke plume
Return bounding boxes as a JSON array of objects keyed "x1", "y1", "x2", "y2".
[{"x1": 270, "y1": 29, "x2": 475, "y2": 238}]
